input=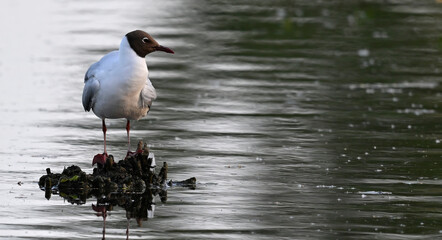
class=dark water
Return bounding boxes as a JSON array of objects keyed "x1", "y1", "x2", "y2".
[{"x1": 0, "y1": 0, "x2": 441, "y2": 239}]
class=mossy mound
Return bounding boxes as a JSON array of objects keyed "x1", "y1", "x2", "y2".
[{"x1": 38, "y1": 141, "x2": 196, "y2": 202}]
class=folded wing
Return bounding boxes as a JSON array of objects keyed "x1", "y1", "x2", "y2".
[
  {"x1": 82, "y1": 51, "x2": 118, "y2": 112},
  {"x1": 139, "y1": 78, "x2": 157, "y2": 109}
]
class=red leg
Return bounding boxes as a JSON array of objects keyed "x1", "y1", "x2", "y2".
[
  {"x1": 103, "y1": 119, "x2": 107, "y2": 154},
  {"x1": 93, "y1": 119, "x2": 108, "y2": 166},
  {"x1": 125, "y1": 120, "x2": 142, "y2": 158},
  {"x1": 126, "y1": 120, "x2": 131, "y2": 153}
]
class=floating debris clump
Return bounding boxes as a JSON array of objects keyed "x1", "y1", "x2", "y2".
[{"x1": 38, "y1": 141, "x2": 196, "y2": 203}]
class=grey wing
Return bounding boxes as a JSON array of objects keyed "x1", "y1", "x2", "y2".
[
  {"x1": 82, "y1": 62, "x2": 101, "y2": 111},
  {"x1": 82, "y1": 78, "x2": 100, "y2": 111},
  {"x1": 139, "y1": 78, "x2": 157, "y2": 108},
  {"x1": 82, "y1": 51, "x2": 119, "y2": 111}
]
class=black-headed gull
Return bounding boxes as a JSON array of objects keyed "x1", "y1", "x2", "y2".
[{"x1": 82, "y1": 30, "x2": 174, "y2": 166}]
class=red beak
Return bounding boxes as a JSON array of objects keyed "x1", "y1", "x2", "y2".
[{"x1": 155, "y1": 45, "x2": 174, "y2": 54}]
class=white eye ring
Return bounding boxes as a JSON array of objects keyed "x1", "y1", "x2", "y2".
[{"x1": 142, "y1": 37, "x2": 149, "y2": 43}]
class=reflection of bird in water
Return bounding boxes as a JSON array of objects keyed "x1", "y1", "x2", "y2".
[
  {"x1": 126, "y1": 218, "x2": 129, "y2": 240},
  {"x1": 92, "y1": 204, "x2": 107, "y2": 240},
  {"x1": 82, "y1": 30, "x2": 174, "y2": 165},
  {"x1": 91, "y1": 189, "x2": 164, "y2": 239}
]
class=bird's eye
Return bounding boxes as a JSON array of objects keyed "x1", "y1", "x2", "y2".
[{"x1": 142, "y1": 37, "x2": 149, "y2": 43}]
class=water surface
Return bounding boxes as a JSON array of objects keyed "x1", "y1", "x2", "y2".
[{"x1": 0, "y1": 0, "x2": 441, "y2": 239}]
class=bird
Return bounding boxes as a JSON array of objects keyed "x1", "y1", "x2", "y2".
[{"x1": 82, "y1": 30, "x2": 174, "y2": 166}]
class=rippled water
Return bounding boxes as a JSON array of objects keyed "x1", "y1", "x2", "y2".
[{"x1": 0, "y1": 0, "x2": 441, "y2": 239}]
